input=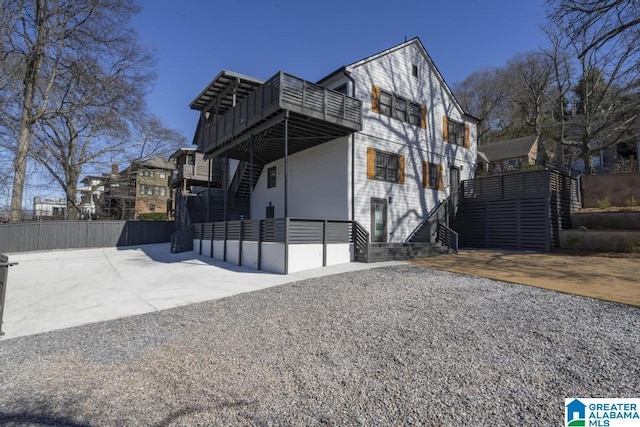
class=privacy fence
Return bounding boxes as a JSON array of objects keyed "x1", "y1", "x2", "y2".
[
  {"x1": 0, "y1": 220, "x2": 174, "y2": 253},
  {"x1": 458, "y1": 169, "x2": 579, "y2": 251}
]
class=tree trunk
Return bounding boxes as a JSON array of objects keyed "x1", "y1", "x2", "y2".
[{"x1": 9, "y1": 114, "x2": 33, "y2": 222}]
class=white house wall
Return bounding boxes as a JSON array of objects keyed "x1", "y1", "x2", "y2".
[
  {"x1": 251, "y1": 137, "x2": 350, "y2": 220},
  {"x1": 349, "y1": 40, "x2": 477, "y2": 242}
]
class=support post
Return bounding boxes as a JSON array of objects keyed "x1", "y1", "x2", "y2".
[
  {"x1": 249, "y1": 135, "x2": 254, "y2": 219},
  {"x1": 224, "y1": 151, "x2": 228, "y2": 221},
  {"x1": 284, "y1": 111, "x2": 289, "y2": 217}
]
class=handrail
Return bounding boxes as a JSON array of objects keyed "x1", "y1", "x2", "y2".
[
  {"x1": 351, "y1": 221, "x2": 369, "y2": 262},
  {"x1": 1, "y1": 254, "x2": 18, "y2": 337},
  {"x1": 170, "y1": 224, "x2": 194, "y2": 253},
  {"x1": 437, "y1": 222, "x2": 459, "y2": 254}
]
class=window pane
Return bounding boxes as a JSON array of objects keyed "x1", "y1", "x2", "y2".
[
  {"x1": 380, "y1": 91, "x2": 392, "y2": 117},
  {"x1": 395, "y1": 98, "x2": 407, "y2": 121},
  {"x1": 409, "y1": 103, "x2": 420, "y2": 125}
]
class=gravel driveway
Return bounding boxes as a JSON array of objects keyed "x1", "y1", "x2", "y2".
[{"x1": 0, "y1": 264, "x2": 638, "y2": 426}]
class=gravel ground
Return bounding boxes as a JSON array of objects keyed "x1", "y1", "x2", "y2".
[{"x1": 0, "y1": 264, "x2": 638, "y2": 426}]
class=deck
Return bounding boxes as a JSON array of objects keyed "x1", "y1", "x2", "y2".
[{"x1": 198, "y1": 72, "x2": 362, "y2": 162}]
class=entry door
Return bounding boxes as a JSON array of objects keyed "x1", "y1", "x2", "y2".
[
  {"x1": 370, "y1": 198, "x2": 387, "y2": 243},
  {"x1": 450, "y1": 166, "x2": 460, "y2": 193}
]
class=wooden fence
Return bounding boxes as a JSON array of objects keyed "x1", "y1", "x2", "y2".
[{"x1": 0, "y1": 220, "x2": 174, "y2": 253}]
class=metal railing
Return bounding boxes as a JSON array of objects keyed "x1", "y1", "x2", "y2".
[
  {"x1": 351, "y1": 221, "x2": 370, "y2": 262},
  {"x1": 170, "y1": 224, "x2": 194, "y2": 253},
  {"x1": 0, "y1": 254, "x2": 18, "y2": 337},
  {"x1": 437, "y1": 223, "x2": 459, "y2": 254},
  {"x1": 207, "y1": 71, "x2": 362, "y2": 150}
]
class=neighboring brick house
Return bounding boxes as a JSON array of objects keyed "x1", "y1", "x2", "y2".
[{"x1": 103, "y1": 158, "x2": 175, "y2": 220}]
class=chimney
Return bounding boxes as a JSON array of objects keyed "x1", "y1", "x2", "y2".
[{"x1": 111, "y1": 163, "x2": 118, "y2": 175}]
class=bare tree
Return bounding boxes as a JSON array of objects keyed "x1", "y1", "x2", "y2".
[
  {"x1": 546, "y1": 1, "x2": 640, "y2": 171},
  {"x1": 0, "y1": 0, "x2": 149, "y2": 221},
  {"x1": 452, "y1": 68, "x2": 509, "y2": 145}
]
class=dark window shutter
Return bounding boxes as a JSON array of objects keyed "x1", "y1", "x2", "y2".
[{"x1": 422, "y1": 161, "x2": 429, "y2": 188}]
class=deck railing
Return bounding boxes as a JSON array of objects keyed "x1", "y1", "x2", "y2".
[{"x1": 206, "y1": 72, "x2": 362, "y2": 151}]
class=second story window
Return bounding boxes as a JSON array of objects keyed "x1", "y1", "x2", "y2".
[
  {"x1": 372, "y1": 85, "x2": 426, "y2": 129},
  {"x1": 379, "y1": 90, "x2": 392, "y2": 117},
  {"x1": 446, "y1": 117, "x2": 467, "y2": 147}
]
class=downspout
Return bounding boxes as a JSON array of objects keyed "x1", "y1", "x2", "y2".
[{"x1": 344, "y1": 69, "x2": 357, "y2": 221}]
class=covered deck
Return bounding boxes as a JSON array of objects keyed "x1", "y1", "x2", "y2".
[{"x1": 191, "y1": 71, "x2": 363, "y2": 164}]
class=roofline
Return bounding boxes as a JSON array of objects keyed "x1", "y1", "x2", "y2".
[
  {"x1": 317, "y1": 37, "x2": 476, "y2": 120},
  {"x1": 189, "y1": 70, "x2": 264, "y2": 110},
  {"x1": 169, "y1": 147, "x2": 197, "y2": 160}
]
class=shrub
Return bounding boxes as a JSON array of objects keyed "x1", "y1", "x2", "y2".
[
  {"x1": 138, "y1": 212, "x2": 168, "y2": 221},
  {"x1": 625, "y1": 195, "x2": 639, "y2": 207},
  {"x1": 597, "y1": 196, "x2": 611, "y2": 209},
  {"x1": 628, "y1": 241, "x2": 640, "y2": 254}
]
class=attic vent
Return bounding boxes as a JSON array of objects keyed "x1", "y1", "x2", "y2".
[{"x1": 411, "y1": 64, "x2": 418, "y2": 77}]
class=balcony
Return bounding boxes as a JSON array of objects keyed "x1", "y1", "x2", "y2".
[{"x1": 199, "y1": 71, "x2": 362, "y2": 163}]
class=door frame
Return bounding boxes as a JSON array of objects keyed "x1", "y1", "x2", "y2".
[{"x1": 370, "y1": 197, "x2": 387, "y2": 243}]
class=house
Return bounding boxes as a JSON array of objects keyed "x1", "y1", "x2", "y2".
[
  {"x1": 33, "y1": 197, "x2": 67, "y2": 220},
  {"x1": 103, "y1": 158, "x2": 175, "y2": 220},
  {"x1": 169, "y1": 147, "x2": 216, "y2": 194},
  {"x1": 77, "y1": 175, "x2": 106, "y2": 218},
  {"x1": 477, "y1": 135, "x2": 543, "y2": 174},
  {"x1": 184, "y1": 38, "x2": 478, "y2": 271}
]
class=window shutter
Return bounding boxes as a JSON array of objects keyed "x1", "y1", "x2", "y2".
[
  {"x1": 464, "y1": 124, "x2": 471, "y2": 148},
  {"x1": 437, "y1": 164, "x2": 444, "y2": 190},
  {"x1": 420, "y1": 105, "x2": 427, "y2": 129},
  {"x1": 398, "y1": 155, "x2": 405, "y2": 184},
  {"x1": 442, "y1": 116, "x2": 449, "y2": 141},
  {"x1": 371, "y1": 85, "x2": 380, "y2": 114},
  {"x1": 422, "y1": 161, "x2": 429, "y2": 188},
  {"x1": 367, "y1": 147, "x2": 375, "y2": 179}
]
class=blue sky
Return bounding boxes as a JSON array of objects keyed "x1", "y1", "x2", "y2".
[{"x1": 133, "y1": 0, "x2": 550, "y2": 143}]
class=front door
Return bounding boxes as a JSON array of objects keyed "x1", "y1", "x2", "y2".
[
  {"x1": 450, "y1": 166, "x2": 460, "y2": 193},
  {"x1": 370, "y1": 197, "x2": 387, "y2": 243}
]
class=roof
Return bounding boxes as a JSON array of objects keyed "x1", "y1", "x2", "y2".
[
  {"x1": 169, "y1": 147, "x2": 197, "y2": 160},
  {"x1": 135, "y1": 157, "x2": 175, "y2": 171},
  {"x1": 478, "y1": 135, "x2": 538, "y2": 162},
  {"x1": 189, "y1": 70, "x2": 264, "y2": 113},
  {"x1": 318, "y1": 37, "x2": 478, "y2": 122}
]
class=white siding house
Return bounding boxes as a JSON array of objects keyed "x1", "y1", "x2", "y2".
[
  {"x1": 248, "y1": 38, "x2": 477, "y2": 243},
  {"x1": 188, "y1": 38, "x2": 478, "y2": 272}
]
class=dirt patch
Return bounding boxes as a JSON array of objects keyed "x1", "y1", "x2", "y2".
[{"x1": 411, "y1": 250, "x2": 640, "y2": 307}]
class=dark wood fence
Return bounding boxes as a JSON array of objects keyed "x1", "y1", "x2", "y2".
[
  {"x1": 0, "y1": 221, "x2": 174, "y2": 253},
  {"x1": 459, "y1": 170, "x2": 578, "y2": 251}
]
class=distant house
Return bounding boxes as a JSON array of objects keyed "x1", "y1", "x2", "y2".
[
  {"x1": 169, "y1": 147, "x2": 216, "y2": 194},
  {"x1": 477, "y1": 135, "x2": 543, "y2": 174},
  {"x1": 33, "y1": 197, "x2": 67, "y2": 220},
  {"x1": 103, "y1": 158, "x2": 175, "y2": 220},
  {"x1": 77, "y1": 175, "x2": 106, "y2": 218}
]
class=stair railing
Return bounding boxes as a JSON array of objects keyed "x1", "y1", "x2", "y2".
[
  {"x1": 170, "y1": 224, "x2": 194, "y2": 253},
  {"x1": 437, "y1": 222, "x2": 459, "y2": 254},
  {"x1": 351, "y1": 221, "x2": 369, "y2": 262}
]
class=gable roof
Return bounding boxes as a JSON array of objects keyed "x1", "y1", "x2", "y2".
[
  {"x1": 318, "y1": 37, "x2": 478, "y2": 123},
  {"x1": 478, "y1": 135, "x2": 538, "y2": 162},
  {"x1": 135, "y1": 157, "x2": 175, "y2": 171}
]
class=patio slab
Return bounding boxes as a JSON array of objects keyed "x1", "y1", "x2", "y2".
[{"x1": 1, "y1": 243, "x2": 400, "y2": 340}]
